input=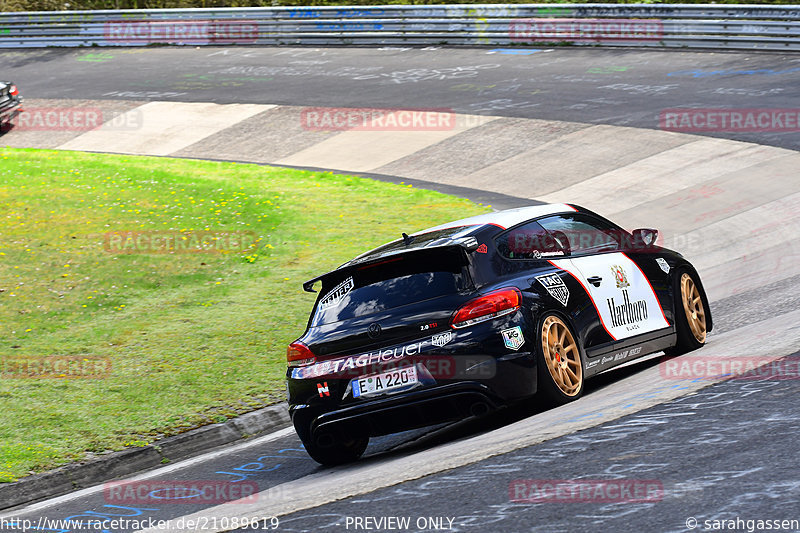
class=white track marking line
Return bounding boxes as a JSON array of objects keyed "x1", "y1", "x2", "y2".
[
  {"x1": 540, "y1": 141, "x2": 782, "y2": 215},
  {"x1": 58, "y1": 102, "x2": 274, "y2": 156},
  {"x1": 275, "y1": 113, "x2": 496, "y2": 172},
  {"x1": 0, "y1": 427, "x2": 294, "y2": 516}
]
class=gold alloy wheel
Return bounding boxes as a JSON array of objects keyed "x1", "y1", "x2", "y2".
[
  {"x1": 680, "y1": 273, "x2": 707, "y2": 343},
  {"x1": 541, "y1": 315, "x2": 583, "y2": 397}
]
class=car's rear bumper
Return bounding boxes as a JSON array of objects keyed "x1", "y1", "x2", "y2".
[
  {"x1": 287, "y1": 311, "x2": 540, "y2": 445},
  {"x1": 289, "y1": 354, "x2": 537, "y2": 446},
  {"x1": 291, "y1": 381, "x2": 505, "y2": 445},
  {"x1": 327, "y1": 381, "x2": 501, "y2": 434}
]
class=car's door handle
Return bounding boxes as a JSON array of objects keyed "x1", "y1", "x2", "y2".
[{"x1": 587, "y1": 276, "x2": 603, "y2": 287}]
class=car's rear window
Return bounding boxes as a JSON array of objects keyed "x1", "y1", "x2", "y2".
[
  {"x1": 311, "y1": 248, "x2": 470, "y2": 325},
  {"x1": 353, "y1": 227, "x2": 475, "y2": 260}
]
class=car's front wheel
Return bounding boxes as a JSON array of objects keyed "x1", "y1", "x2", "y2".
[
  {"x1": 301, "y1": 430, "x2": 369, "y2": 466},
  {"x1": 666, "y1": 269, "x2": 708, "y2": 355},
  {"x1": 537, "y1": 313, "x2": 584, "y2": 405}
]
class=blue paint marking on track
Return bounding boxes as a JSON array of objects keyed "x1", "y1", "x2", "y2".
[
  {"x1": 489, "y1": 48, "x2": 543, "y2": 55},
  {"x1": 216, "y1": 448, "x2": 309, "y2": 482},
  {"x1": 667, "y1": 67, "x2": 800, "y2": 78}
]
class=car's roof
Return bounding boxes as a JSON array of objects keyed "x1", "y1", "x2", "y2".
[
  {"x1": 413, "y1": 203, "x2": 578, "y2": 235},
  {"x1": 363, "y1": 203, "x2": 579, "y2": 257},
  {"x1": 303, "y1": 203, "x2": 579, "y2": 291}
]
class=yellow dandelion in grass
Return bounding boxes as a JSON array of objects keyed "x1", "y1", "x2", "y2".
[{"x1": 25, "y1": 328, "x2": 31, "y2": 332}]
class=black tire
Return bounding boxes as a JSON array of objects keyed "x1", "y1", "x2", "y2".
[
  {"x1": 301, "y1": 431, "x2": 368, "y2": 466},
  {"x1": 536, "y1": 313, "x2": 584, "y2": 406},
  {"x1": 665, "y1": 268, "x2": 708, "y2": 356}
]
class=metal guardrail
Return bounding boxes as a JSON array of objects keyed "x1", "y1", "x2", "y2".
[{"x1": 0, "y1": 4, "x2": 799, "y2": 50}]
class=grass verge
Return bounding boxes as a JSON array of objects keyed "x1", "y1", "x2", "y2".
[{"x1": 0, "y1": 147, "x2": 489, "y2": 482}]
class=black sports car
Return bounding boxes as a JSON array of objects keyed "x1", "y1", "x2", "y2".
[
  {"x1": 0, "y1": 80, "x2": 22, "y2": 132},
  {"x1": 287, "y1": 204, "x2": 711, "y2": 465}
]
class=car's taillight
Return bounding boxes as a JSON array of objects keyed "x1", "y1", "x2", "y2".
[
  {"x1": 9, "y1": 85, "x2": 18, "y2": 96},
  {"x1": 287, "y1": 341, "x2": 316, "y2": 367},
  {"x1": 451, "y1": 287, "x2": 521, "y2": 329}
]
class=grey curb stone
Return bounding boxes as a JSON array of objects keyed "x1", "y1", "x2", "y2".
[{"x1": 0, "y1": 402, "x2": 291, "y2": 511}]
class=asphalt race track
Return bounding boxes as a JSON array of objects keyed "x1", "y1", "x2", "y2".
[
  {"x1": 1, "y1": 46, "x2": 800, "y2": 533},
  {"x1": 5, "y1": 46, "x2": 800, "y2": 150}
]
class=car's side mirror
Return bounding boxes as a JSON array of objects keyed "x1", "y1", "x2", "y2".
[{"x1": 631, "y1": 228, "x2": 659, "y2": 249}]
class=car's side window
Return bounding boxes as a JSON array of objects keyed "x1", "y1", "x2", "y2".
[
  {"x1": 495, "y1": 220, "x2": 567, "y2": 260},
  {"x1": 537, "y1": 214, "x2": 622, "y2": 256}
]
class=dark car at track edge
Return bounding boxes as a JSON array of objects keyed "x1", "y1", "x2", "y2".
[
  {"x1": 0, "y1": 80, "x2": 22, "y2": 132},
  {"x1": 287, "y1": 204, "x2": 712, "y2": 465}
]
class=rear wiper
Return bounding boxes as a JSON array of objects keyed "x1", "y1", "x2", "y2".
[{"x1": 402, "y1": 232, "x2": 415, "y2": 246}]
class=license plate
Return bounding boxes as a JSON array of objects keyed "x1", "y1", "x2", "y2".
[{"x1": 352, "y1": 366, "x2": 418, "y2": 398}]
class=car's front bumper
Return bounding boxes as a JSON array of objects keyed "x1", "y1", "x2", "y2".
[{"x1": 0, "y1": 96, "x2": 22, "y2": 127}]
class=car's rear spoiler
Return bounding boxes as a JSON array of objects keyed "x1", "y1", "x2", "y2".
[{"x1": 302, "y1": 237, "x2": 480, "y2": 293}]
